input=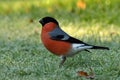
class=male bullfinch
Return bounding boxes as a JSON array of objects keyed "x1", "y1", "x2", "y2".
[{"x1": 39, "y1": 16, "x2": 109, "y2": 67}]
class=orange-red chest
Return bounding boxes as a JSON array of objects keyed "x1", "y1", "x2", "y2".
[{"x1": 41, "y1": 23, "x2": 71, "y2": 56}]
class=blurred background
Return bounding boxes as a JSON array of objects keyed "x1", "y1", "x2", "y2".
[
  {"x1": 0, "y1": 0, "x2": 120, "y2": 44},
  {"x1": 0, "y1": 0, "x2": 120, "y2": 24},
  {"x1": 0, "y1": 0, "x2": 120, "y2": 80}
]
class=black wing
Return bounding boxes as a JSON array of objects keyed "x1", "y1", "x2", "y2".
[
  {"x1": 49, "y1": 27, "x2": 87, "y2": 44},
  {"x1": 49, "y1": 27, "x2": 109, "y2": 50},
  {"x1": 65, "y1": 36, "x2": 88, "y2": 44}
]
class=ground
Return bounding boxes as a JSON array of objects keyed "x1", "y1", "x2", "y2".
[{"x1": 0, "y1": 0, "x2": 120, "y2": 80}]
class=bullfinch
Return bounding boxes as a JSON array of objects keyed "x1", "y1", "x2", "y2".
[{"x1": 39, "y1": 16, "x2": 109, "y2": 67}]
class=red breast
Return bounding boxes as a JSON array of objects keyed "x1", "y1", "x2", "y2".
[{"x1": 41, "y1": 22, "x2": 71, "y2": 56}]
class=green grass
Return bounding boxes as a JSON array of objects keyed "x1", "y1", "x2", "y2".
[{"x1": 0, "y1": 0, "x2": 120, "y2": 80}]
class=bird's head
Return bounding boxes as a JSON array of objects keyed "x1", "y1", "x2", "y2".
[{"x1": 39, "y1": 17, "x2": 59, "y2": 26}]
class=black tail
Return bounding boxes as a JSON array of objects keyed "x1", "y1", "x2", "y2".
[{"x1": 91, "y1": 46, "x2": 109, "y2": 50}]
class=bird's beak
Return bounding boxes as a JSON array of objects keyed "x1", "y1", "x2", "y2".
[
  {"x1": 39, "y1": 19, "x2": 42, "y2": 24},
  {"x1": 39, "y1": 19, "x2": 44, "y2": 26}
]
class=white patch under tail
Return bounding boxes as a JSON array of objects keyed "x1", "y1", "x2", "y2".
[
  {"x1": 72, "y1": 43, "x2": 93, "y2": 51},
  {"x1": 66, "y1": 43, "x2": 93, "y2": 57}
]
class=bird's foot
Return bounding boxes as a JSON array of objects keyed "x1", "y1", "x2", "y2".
[{"x1": 59, "y1": 56, "x2": 66, "y2": 68}]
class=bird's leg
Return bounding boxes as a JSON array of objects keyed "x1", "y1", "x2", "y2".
[{"x1": 59, "y1": 56, "x2": 66, "y2": 67}]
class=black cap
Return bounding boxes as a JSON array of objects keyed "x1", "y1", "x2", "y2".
[{"x1": 39, "y1": 16, "x2": 59, "y2": 26}]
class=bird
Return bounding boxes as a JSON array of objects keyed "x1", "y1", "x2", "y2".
[{"x1": 39, "y1": 16, "x2": 109, "y2": 67}]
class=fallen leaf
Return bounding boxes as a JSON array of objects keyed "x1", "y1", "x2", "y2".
[
  {"x1": 29, "y1": 19, "x2": 34, "y2": 23},
  {"x1": 76, "y1": 0, "x2": 86, "y2": 10},
  {"x1": 77, "y1": 71, "x2": 88, "y2": 77},
  {"x1": 77, "y1": 68, "x2": 94, "y2": 79}
]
